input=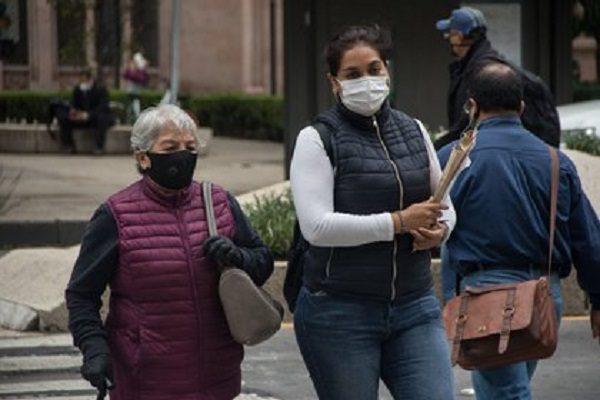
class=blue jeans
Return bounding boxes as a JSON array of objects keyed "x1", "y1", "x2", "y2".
[
  {"x1": 461, "y1": 268, "x2": 563, "y2": 400},
  {"x1": 294, "y1": 287, "x2": 454, "y2": 400}
]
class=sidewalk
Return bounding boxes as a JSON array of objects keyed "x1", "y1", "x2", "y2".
[
  {"x1": 2, "y1": 144, "x2": 599, "y2": 246},
  {"x1": 0, "y1": 137, "x2": 285, "y2": 246}
]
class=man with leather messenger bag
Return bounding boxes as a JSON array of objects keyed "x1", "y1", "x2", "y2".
[{"x1": 437, "y1": 63, "x2": 600, "y2": 400}]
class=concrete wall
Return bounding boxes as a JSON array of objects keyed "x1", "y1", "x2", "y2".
[{"x1": 573, "y1": 34, "x2": 598, "y2": 82}]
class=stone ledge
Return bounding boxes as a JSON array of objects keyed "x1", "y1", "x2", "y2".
[
  {"x1": 0, "y1": 123, "x2": 212, "y2": 155},
  {"x1": 0, "y1": 250, "x2": 591, "y2": 332},
  {"x1": 0, "y1": 247, "x2": 79, "y2": 331},
  {"x1": 0, "y1": 220, "x2": 87, "y2": 247}
]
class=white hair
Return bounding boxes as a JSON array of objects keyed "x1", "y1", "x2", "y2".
[{"x1": 130, "y1": 104, "x2": 199, "y2": 152}]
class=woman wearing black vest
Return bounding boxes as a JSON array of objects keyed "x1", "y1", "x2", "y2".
[{"x1": 290, "y1": 25, "x2": 455, "y2": 399}]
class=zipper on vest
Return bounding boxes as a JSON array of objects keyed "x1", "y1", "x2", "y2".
[
  {"x1": 325, "y1": 248, "x2": 334, "y2": 278},
  {"x1": 372, "y1": 116, "x2": 404, "y2": 302}
]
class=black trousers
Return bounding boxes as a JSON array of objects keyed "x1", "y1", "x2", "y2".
[{"x1": 57, "y1": 113, "x2": 112, "y2": 150}]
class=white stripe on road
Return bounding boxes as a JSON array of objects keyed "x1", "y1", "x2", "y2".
[
  {"x1": 0, "y1": 354, "x2": 80, "y2": 373},
  {"x1": 0, "y1": 333, "x2": 72, "y2": 350},
  {"x1": 0, "y1": 379, "x2": 93, "y2": 396}
]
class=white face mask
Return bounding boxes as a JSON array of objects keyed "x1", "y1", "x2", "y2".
[
  {"x1": 338, "y1": 75, "x2": 390, "y2": 116},
  {"x1": 79, "y1": 82, "x2": 92, "y2": 91}
]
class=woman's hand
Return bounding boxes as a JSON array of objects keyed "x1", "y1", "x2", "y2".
[
  {"x1": 410, "y1": 222, "x2": 448, "y2": 251},
  {"x1": 394, "y1": 198, "x2": 447, "y2": 233},
  {"x1": 203, "y1": 236, "x2": 243, "y2": 268}
]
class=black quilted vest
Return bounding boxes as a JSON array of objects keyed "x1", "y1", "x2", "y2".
[{"x1": 303, "y1": 102, "x2": 432, "y2": 304}]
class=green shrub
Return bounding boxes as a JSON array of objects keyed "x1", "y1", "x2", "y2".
[
  {"x1": 0, "y1": 90, "x2": 165, "y2": 124},
  {"x1": 563, "y1": 130, "x2": 600, "y2": 156},
  {"x1": 243, "y1": 190, "x2": 295, "y2": 260},
  {"x1": 573, "y1": 81, "x2": 600, "y2": 102},
  {"x1": 0, "y1": 91, "x2": 68, "y2": 124},
  {"x1": 0, "y1": 91, "x2": 284, "y2": 142},
  {"x1": 107, "y1": 91, "x2": 167, "y2": 122},
  {"x1": 189, "y1": 94, "x2": 283, "y2": 141}
]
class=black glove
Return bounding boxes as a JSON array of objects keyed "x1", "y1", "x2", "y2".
[
  {"x1": 203, "y1": 236, "x2": 243, "y2": 268},
  {"x1": 81, "y1": 353, "x2": 114, "y2": 400}
]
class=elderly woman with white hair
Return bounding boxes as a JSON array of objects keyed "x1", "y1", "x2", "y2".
[{"x1": 65, "y1": 104, "x2": 274, "y2": 400}]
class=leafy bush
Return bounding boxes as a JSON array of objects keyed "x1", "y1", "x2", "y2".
[
  {"x1": 0, "y1": 91, "x2": 68, "y2": 124},
  {"x1": 243, "y1": 190, "x2": 295, "y2": 260},
  {"x1": 189, "y1": 94, "x2": 283, "y2": 141},
  {"x1": 0, "y1": 91, "x2": 284, "y2": 142},
  {"x1": 563, "y1": 130, "x2": 600, "y2": 156},
  {"x1": 0, "y1": 90, "x2": 166, "y2": 124}
]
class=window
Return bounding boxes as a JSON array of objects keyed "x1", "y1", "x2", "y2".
[
  {"x1": 96, "y1": 0, "x2": 120, "y2": 67},
  {"x1": 0, "y1": 0, "x2": 28, "y2": 65},
  {"x1": 56, "y1": 0, "x2": 86, "y2": 66},
  {"x1": 130, "y1": 0, "x2": 158, "y2": 66}
]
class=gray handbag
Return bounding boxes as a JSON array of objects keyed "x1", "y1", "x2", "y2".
[{"x1": 202, "y1": 181, "x2": 283, "y2": 346}]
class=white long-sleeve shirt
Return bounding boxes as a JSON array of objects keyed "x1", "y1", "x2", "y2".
[{"x1": 290, "y1": 119, "x2": 455, "y2": 247}]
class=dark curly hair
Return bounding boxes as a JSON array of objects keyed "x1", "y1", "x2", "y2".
[{"x1": 324, "y1": 25, "x2": 393, "y2": 76}]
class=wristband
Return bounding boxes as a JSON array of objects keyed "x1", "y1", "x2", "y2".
[{"x1": 391, "y1": 212, "x2": 402, "y2": 233}]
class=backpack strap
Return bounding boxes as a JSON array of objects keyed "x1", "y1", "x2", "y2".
[{"x1": 312, "y1": 121, "x2": 334, "y2": 167}]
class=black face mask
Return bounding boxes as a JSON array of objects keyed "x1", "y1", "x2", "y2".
[{"x1": 145, "y1": 150, "x2": 198, "y2": 190}]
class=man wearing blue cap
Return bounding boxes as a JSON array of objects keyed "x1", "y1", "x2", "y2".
[
  {"x1": 435, "y1": 7, "x2": 490, "y2": 151},
  {"x1": 434, "y1": 6, "x2": 560, "y2": 150}
]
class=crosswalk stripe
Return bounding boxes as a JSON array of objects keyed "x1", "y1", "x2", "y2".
[
  {"x1": 0, "y1": 334, "x2": 72, "y2": 350},
  {"x1": 0, "y1": 333, "x2": 281, "y2": 400},
  {"x1": 0, "y1": 379, "x2": 94, "y2": 397},
  {"x1": 0, "y1": 354, "x2": 81, "y2": 374}
]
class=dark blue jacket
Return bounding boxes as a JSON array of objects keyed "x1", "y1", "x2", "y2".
[
  {"x1": 303, "y1": 102, "x2": 432, "y2": 304},
  {"x1": 438, "y1": 116, "x2": 600, "y2": 308}
]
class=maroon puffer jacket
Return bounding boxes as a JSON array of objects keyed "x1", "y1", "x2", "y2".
[{"x1": 106, "y1": 176, "x2": 242, "y2": 400}]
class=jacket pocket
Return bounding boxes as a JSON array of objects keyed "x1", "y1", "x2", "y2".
[{"x1": 108, "y1": 326, "x2": 140, "y2": 374}]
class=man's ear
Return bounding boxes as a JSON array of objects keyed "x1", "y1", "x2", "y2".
[
  {"x1": 468, "y1": 98, "x2": 479, "y2": 121},
  {"x1": 519, "y1": 100, "x2": 526, "y2": 116}
]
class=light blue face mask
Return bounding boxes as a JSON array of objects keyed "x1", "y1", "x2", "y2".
[{"x1": 338, "y1": 75, "x2": 390, "y2": 116}]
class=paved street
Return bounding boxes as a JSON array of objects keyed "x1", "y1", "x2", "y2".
[{"x1": 1, "y1": 319, "x2": 598, "y2": 400}]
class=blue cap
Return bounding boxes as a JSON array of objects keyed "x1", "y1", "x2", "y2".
[{"x1": 436, "y1": 7, "x2": 487, "y2": 35}]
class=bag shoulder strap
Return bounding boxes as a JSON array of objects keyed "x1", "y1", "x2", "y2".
[
  {"x1": 202, "y1": 181, "x2": 219, "y2": 237},
  {"x1": 547, "y1": 146, "x2": 559, "y2": 275},
  {"x1": 312, "y1": 121, "x2": 334, "y2": 167}
]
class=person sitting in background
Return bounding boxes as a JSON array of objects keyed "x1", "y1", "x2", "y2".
[{"x1": 57, "y1": 69, "x2": 113, "y2": 154}]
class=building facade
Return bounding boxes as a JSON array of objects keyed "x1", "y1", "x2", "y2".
[{"x1": 0, "y1": 0, "x2": 284, "y2": 94}]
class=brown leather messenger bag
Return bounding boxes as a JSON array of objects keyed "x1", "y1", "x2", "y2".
[{"x1": 442, "y1": 145, "x2": 560, "y2": 370}]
